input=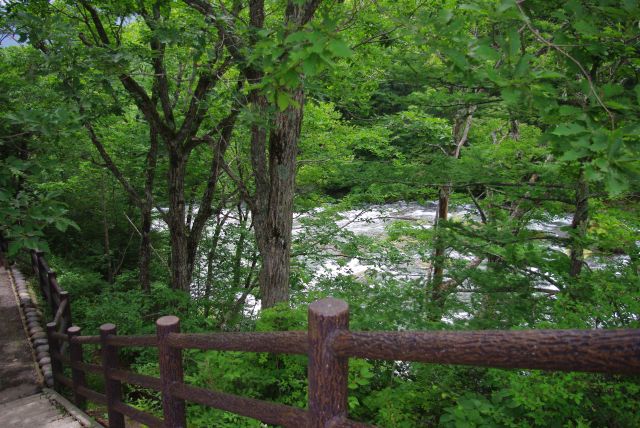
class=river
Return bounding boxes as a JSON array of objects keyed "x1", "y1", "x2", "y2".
[{"x1": 162, "y1": 201, "x2": 631, "y2": 318}]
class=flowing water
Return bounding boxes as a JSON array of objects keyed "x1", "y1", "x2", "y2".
[
  {"x1": 293, "y1": 201, "x2": 578, "y2": 285},
  {"x1": 159, "y1": 201, "x2": 631, "y2": 317}
]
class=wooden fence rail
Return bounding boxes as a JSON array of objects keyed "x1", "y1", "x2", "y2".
[
  {"x1": 22, "y1": 249, "x2": 640, "y2": 427},
  {"x1": 31, "y1": 250, "x2": 72, "y2": 341}
]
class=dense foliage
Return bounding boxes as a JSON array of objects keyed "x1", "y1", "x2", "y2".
[{"x1": 1, "y1": 0, "x2": 639, "y2": 426}]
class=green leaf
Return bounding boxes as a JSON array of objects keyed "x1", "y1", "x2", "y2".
[
  {"x1": 285, "y1": 31, "x2": 310, "y2": 44},
  {"x1": 558, "y1": 105, "x2": 583, "y2": 117},
  {"x1": 443, "y1": 48, "x2": 467, "y2": 69},
  {"x1": 438, "y1": 9, "x2": 454, "y2": 24},
  {"x1": 584, "y1": 164, "x2": 603, "y2": 180},
  {"x1": 302, "y1": 53, "x2": 323, "y2": 76},
  {"x1": 459, "y1": 4, "x2": 484, "y2": 12},
  {"x1": 573, "y1": 20, "x2": 597, "y2": 37},
  {"x1": 473, "y1": 44, "x2": 500, "y2": 61},
  {"x1": 608, "y1": 136, "x2": 623, "y2": 159},
  {"x1": 497, "y1": 0, "x2": 516, "y2": 12},
  {"x1": 534, "y1": 70, "x2": 565, "y2": 80},
  {"x1": 606, "y1": 100, "x2": 631, "y2": 111},
  {"x1": 327, "y1": 39, "x2": 352, "y2": 58},
  {"x1": 602, "y1": 83, "x2": 624, "y2": 97},
  {"x1": 508, "y1": 29, "x2": 521, "y2": 58},
  {"x1": 514, "y1": 54, "x2": 531, "y2": 77},
  {"x1": 605, "y1": 169, "x2": 628, "y2": 195},
  {"x1": 485, "y1": 67, "x2": 507, "y2": 85},
  {"x1": 559, "y1": 149, "x2": 586, "y2": 161},
  {"x1": 590, "y1": 136, "x2": 608, "y2": 152},
  {"x1": 276, "y1": 91, "x2": 290, "y2": 111},
  {"x1": 501, "y1": 87, "x2": 520, "y2": 105},
  {"x1": 552, "y1": 123, "x2": 586, "y2": 136},
  {"x1": 623, "y1": 0, "x2": 638, "y2": 12}
]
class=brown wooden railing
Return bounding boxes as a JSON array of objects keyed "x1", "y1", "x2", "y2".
[
  {"x1": 26, "y1": 250, "x2": 640, "y2": 428},
  {"x1": 31, "y1": 250, "x2": 72, "y2": 348}
]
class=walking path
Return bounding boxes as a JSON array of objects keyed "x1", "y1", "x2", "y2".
[{"x1": 0, "y1": 263, "x2": 98, "y2": 427}]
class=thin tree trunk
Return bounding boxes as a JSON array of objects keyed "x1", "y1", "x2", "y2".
[
  {"x1": 430, "y1": 109, "x2": 474, "y2": 310},
  {"x1": 186, "y1": 192, "x2": 196, "y2": 229},
  {"x1": 219, "y1": 251, "x2": 260, "y2": 329},
  {"x1": 569, "y1": 168, "x2": 589, "y2": 277},
  {"x1": 509, "y1": 118, "x2": 520, "y2": 141},
  {"x1": 232, "y1": 204, "x2": 248, "y2": 289},
  {"x1": 431, "y1": 186, "x2": 449, "y2": 301},
  {"x1": 203, "y1": 211, "x2": 227, "y2": 318},
  {"x1": 139, "y1": 208, "x2": 153, "y2": 292},
  {"x1": 139, "y1": 129, "x2": 159, "y2": 292},
  {"x1": 101, "y1": 175, "x2": 114, "y2": 283}
]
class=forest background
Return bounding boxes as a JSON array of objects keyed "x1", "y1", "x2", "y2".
[{"x1": 1, "y1": 0, "x2": 640, "y2": 426}]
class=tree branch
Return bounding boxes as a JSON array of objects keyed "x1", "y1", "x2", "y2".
[
  {"x1": 84, "y1": 122, "x2": 143, "y2": 209},
  {"x1": 175, "y1": 57, "x2": 234, "y2": 144},
  {"x1": 188, "y1": 109, "x2": 240, "y2": 249}
]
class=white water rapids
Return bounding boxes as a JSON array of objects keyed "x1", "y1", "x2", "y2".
[{"x1": 156, "y1": 201, "x2": 632, "y2": 318}]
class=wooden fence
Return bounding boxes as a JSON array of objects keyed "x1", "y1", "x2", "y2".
[
  {"x1": 27, "y1": 250, "x2": 640, "y2": 428},
  {"x1": 31, "y1": 250, "x2": 73, "y2": 347}
]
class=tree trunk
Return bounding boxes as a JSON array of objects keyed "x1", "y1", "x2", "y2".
[
  {"x1": 509, "y1": 118, "x2": 520, "y2": 141},
  {"x1": 253, "y1": 88, "x2": 304, "y2": 309},
  {"x1": 139, "y1": 129, "x2": 159, "y2": 292},
  {"x1": 100, "y1": 176, "x2": 114, "y2": 283},
  {"x1": 218, "y1": 0, "x2": 322, "y2": 309},
  {"x1": 139, "y1": 207, "x2": 153, "y2": 292},
  {"x1": 203, "y1": 211, "x2": 227, "y2": 318},
  {"x1": 233, "y1": 204, "x2": 248, "y2": 289},
  {"x1": 167, "y1": 149, "x2": 191, "y2": 292},
  {"x1": 431, "y1": 185, "x2": 449, "y2": 303},
  {"x1": 569, "y1": 168, "x2": 589, "y2": 277},
  {"x1": 429, "y1": 110, "x2": 473, "y2": 312}
]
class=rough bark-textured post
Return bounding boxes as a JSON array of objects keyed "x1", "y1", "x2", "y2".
[
  {"x1": 157, "y1": 316, "x2": 186, "y2": 428},
  {"x1": 100, "y1": 323, "x2": 124, "y2": 428},
  {"x1": 30, "y1": 250, "x2": 39, "y2": 276},
  {"x1": 67, "y1": 326, "x2": 87, "y2": 409},
  {"x1": 59, "y1": 291, "x2": 72, "y2": 330},
  {"x1": 36, "y1": 251, "x2": 48, "y2": 302},
  {"x1": 308, "y1": 297, "x2": 350, "y2": 427},
  {"x1": 47, "y1": 270, "x2": 58, "y2": 314},
  {"x1": 46, "y1": 321, "x2": 62, "y2": 391}
]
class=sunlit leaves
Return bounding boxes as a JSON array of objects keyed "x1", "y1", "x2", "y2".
[
  {"x1": 0, "y1": 157, "x2": 78, "y2": 255},
  {"x1": 250, "y1": 26, "x2": 352, "y2": 111}
]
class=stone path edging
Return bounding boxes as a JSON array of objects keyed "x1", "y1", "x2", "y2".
[{"x1": 8, "y1": 266, "x2": 54, "y2": 387}]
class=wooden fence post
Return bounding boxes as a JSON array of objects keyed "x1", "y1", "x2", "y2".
[
  {"x1": 30, "y1": 250, "x2": 38, "y2": 276},
  {"x1": 47, "y1": 270, "x2": 58, "y2": 314},
  {"x1": 157, "y1": 316, "x2": 186, "y2": 428},
  {"x1": 67, "y1": 326, "x2": 87, "y2": 410},
  {"x1": 100, "y1": 323, "x2": 125, "y2": 428},
  {"x1": 46, "y1": 321, "x2": 63, "y2": 391},
  {"x1": 35, "y1": 251, "x2": 48, "y2": 302},
  {"x1": 59, "y1": 291, "x2": 72, "y2": 331},
  {"x1": 308, "y1": 297, "x2": 350, "y2": 428}
]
